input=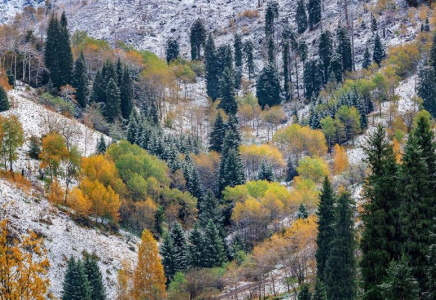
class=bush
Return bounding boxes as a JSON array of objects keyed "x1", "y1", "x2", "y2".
[{"x1": 39, "y1": 93, "x2": 75, "y2": 115}]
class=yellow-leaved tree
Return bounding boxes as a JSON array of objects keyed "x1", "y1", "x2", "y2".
[
  {"x1": 0, "y1": 219, "x2": 50, "y2": 299},
  {"x1": 333, "y1": 144, "x2": 350, "y2": 175}
]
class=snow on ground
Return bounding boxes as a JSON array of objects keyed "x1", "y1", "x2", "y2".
[{"x1": 0, "y1": 179, "x2": 138, "y2": 299}]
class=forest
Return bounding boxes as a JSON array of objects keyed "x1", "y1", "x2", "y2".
[{"x1": 1, "y1": 0, "x2": 436, "y2": 299}]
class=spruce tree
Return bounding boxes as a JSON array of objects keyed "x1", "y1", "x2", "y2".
[
  {"x1": 103, "y1": 78, "x2": 121, "y2": 122},
  {"x1": 360, "y1": 125, "x2": 401, "y2": 300},
  {"x1": 313, "y1": 278, "x2": 328, "y2": 300},
  {"x1": 258, "y1": 160, "x2": 274, "y2": 182},
  {"x1": 299, "y1": 41, "x2": 308, "y2": 64},
  {"x1": 325, "y1": 191, "x2": 356, "y2": 300},
  {"x1": 379, "y1": 257, "x2": 420, "y2": 300},
  {"x1": 319, "y1": 30, "x2": 333, "y2": 84},
  {"x1": 371, "y1": 14, "x2": 378, "y2": 33},
  {"x1": 298, "y1": 284, "x2": 312, "y2": 300},
  {"x1": 308, "y1": 0, "x2": 322, "y2": 30},
  {"x1": 413, "y1": 115, "x2": 436, "y2": 184},
  {"x1": 244, "y1": 40, "x2": 255, "y2": 79},
  {"x1": 127, "y1": 110, "x2": 139, "y2": 144},
  {"x1": 337, "y1": 27, "x2": 353, "y2": 73},
  {"x1": 205, "y1": 34, "x2": 220, "y2": 101},
  {"x1": 286, "y1": 158, "x2": 298, "y2": 181},
  {"x1": 256, "y1": 64, "x2": 282, "y2": 109},
  {"x1": 90, "y1": 71, "x2": 106, "y2": 103},
  {"x1": 330, "y1": 52, "x2": 343, "y2": 83},
  {"x1": 373, "y1": 33, "x2": 386, "y2": 67},
  {"x1": 296, "y1": 0, "x2": 308, "y2": 34},
  {"x1": 316, "y1": 177, "x2": 336, "y2": 282},
  {"x1": 44, "y1": 14, "x2": 59, "y2": 86},
  {"x1": 28, "y1": 136, "x2": 41, "y2": 159},
  {"x1": 154, "y1": 206, "x2": 164, "y2": 238},
  {"x1": 203, "y1": 220, "x2": 227, "y2": 268},
  {"x1": 283, "y1": 39, "x2": 292, "y2": 101},
  {"x1": 304, "y1": 60, "x2": 322, "y2": 100},
  {"x1": 166, "y1": 39, "x2": 180, "y2": 64},
  {"x1": 424, "y1": 17, "x2": 431, "y2": 32},
  {"x1": 58, "y1": 12, "x2": 73, "y2": 87},
  {"x1": 190, "y1": 19, "x2": 206, "y2": 60},
  {"x1": 160, "y1": 233, "x2": 176, "y2": 283},
  {"x1": 218, "y1": 147, "x2": 245, "y2": 195},
  {"x1": 400, "y1": 122, "x2": 436, "y2": 290},
  {"x1": 362, "y1": 45, "x2": 372, "y2": 69},
  {"x1": 116, "y1": 58, "x2": 123, "y2": 86},
  {"x1": 297, "y1": 203, "x2": 308, "y2": 219},
  {"x1": 431, "y1": 32, "x2": 436, "y2": 77},
  {"x1": 83, "y1": 254, "x2": 106, "y2": 300},
  {"x1": 170, "y1": 222, "x2": 189, "y2": 272},
  {"x1": 184, "y1": 156, "x2": 203, "y2": 203},
  {"x1": 72, "y1": 52, "x2": 88, "y2": 108},
  {"x1": 427, "y1": 243, "x2": 436, "y2": 299},
  {"x1": 267, "y1": 37, "x2": 276, "y2": 66},
  {"x1": 234, "y1": 34, "x2": 243, "y2": 89},
  {"x1": 0, "y1": 86, "x2": 10, "y2": 112},
  {"x1": 96, "y1": 135, "x2": 106, "y2": 154},
  {"x1": 102, "y1": 60, "x2": 117, "y2": 86},
  {"x1": 62, "y1": 257, "x2": 92, "y2": 300},
  {"x1": 189, "y1": 223, "x2": 205, "y2": 268},
  {"x1": 417, "y1": 66, "x2": 436, "y2": 118},
  {"x1": 265, "y1": 1, "x2": 279, "y2": 39},
  {"x1": 209, "y1": 112, "x2": 226, "y2": 153},
  {"x1": 218, "y1": 67, "x2": 238, "y2": 115},
  {"x1": 199, "y1": 190, "x2": 222, "y2": 227},
  {"x1": 120, "y1": 67, "x2": 133, "y2": 119}
]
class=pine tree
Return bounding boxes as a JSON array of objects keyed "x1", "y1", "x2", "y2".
[
  {"x1": 189, "y1": 223, "x2": 205, "y2": 268},
  {"x1": 96, "y1": 135, "x2": 106, "y2": 154},
  {"x1": 0, "y1": 86, "x2": 10, "y2": 112},
  {"x1": 170, "y1": 223, "x2": 189, "y2": 272},
  {"x1": 297, "y1": 203, "x2": 308, "y2": 219},
  {"x1": 57, "y1": 12, "x2": 73, "y2": 87},
  {"x1": 160, "y1": 233, "x2": 176, "y2": 283},
  {"x1": 427, "y1": 242, "x2": 436, "y2": 299},
  {"x1": 265, "y1": 2, "x2": 279, "y2": 39},
  {"x1": 102, "y1": 60, "x2": 117, "y2": 86},
  {"x1": 286, "y1": 158, "x2": 298, "y2": 181},
  {"x1": 90, "y1": 71, "x2": 106, "y2": 103},
  {"x1": 234, "y1": 34, "x2": 243, "y2": 89},
  {"x1": 218, "y1": 67, "x2": 238, "y2": 115},
  {"x1": 371, "y1": 15, "x2": 378, "y2": 33},
  {"x1": 308, "y1": 0, "x2": 322, "y2": 30},
  {"x1": 184, "y1": 156, "x2": 203, "y2": 203},
  {"x1": 120, "y1": 67, "x2": 133, "y2": 119},
  {"x1": 116, "y1": 58, "x2": 123, "y2": 86},
  {"x1": 258, "y1": 160, "x2": 274, "y2": 182},
  {"x1": 44, "y1": 14, "x2": 59, "y2": 86},
  {"x1": 154, "y1": 206, "x2": 164, "y2": 238},
  {"x1": 83, "y1": 254, "x2": 106, "y2": 300},
  {"x1": 316, "y1": 177, "x2": 336, "y2": 282},
  {"x1": 337, "y1": 27, "x2": 353, "y2": 73},
  {"x1": 379, "y1": 257, "x2": 420, "y2": 300},
  {"x1": 312, "y1": 278, "x2": 328, "y2": 300},
  {"x1": 166, "y1": 39, "x2": 180, "y2": 64},
  {"x1": 205, "y1": 34, "x2": 220, "y2": 101},
  {"x1": 209, "y1": 112, "x2": 226, "y2": 153},
  {"x1": 413, "y1": 115, "x2": 436, "y2": 184},
  {"x1": 244, "y1": 40, "x2": 255, "y2": 79},
  {"x1": 199, "y1": 190, "x2": 223, "y2": 228},
  {"x1": 373, "y1": 33, "x2": 386, "y2": 67},
  {"x1": 298, "y1": 284, "x2": 312, "y2": 300},
  {"x1": 62, "y1": 257, "x2": 92, "y2": 300},
  {"x1": 296, "y1": 0, "x2": 308, "y2": 34},
  {"x1": 325, "y1": 191, "x2": 356, "y2": 300},
  {"x1": 362, "y1": 45, "x2": 372, "y2": 69},
  {"x1": 267, "y1": 37, "x2": 276, "y2": 66},
  {"x1": 319, "y1": 30, "x2": 333, "y2": 84},
  {"x1": 283, "y1": 39, "x2": 292, "y2": 101},
  {"x1": 360, "y1": 125, "x2": 401, "y2": 300},
  {"x1": 299, "y1": 41, "x2": 308, "y2": 64},
  {"x1": 304, "y1": 60, "x2": 322, "y2": 100},
  {"x1": 127, "y1": 110, "x2": 139, "y2": 144},
  {"x1": 190, "y1": 19, "x2": 206, "y2": 60},
  {"x1": 417, "y1": 66, "x2": 436, "y2": 118},
  {"x1": 219, "y1": 147, "x2": 245, "y2": 195},
  {"x1": 256, "y1": 64, "x2": 282, "y2": 109},
  {"x1": 330, "y1": 52, "x2": 343, "y2": 83},
  {"x1": 103, "y1": 78, "x2": 121, "y2": 122},
  {"x1": 203, "y1": 220, "x2": 227, "y2": 268},
  {"x1": 72, "y1": 52, "x2": 88, "y2": 108}
]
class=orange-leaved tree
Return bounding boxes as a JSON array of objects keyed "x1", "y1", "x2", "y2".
[
  {"x1": 333, "y1": 144, "x2": 350, "y2": 175},
  {"x1": 39, "y1": 132, "x2": 69, "y2": 180}
]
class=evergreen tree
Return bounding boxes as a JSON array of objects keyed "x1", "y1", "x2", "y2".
[
  {"x1": 325, "y1": 191, "x2": 356, "y2": 300},
  {"x1": 400, "y1": 122, "x2": 436, "y2": 290},
  {"x1": 360, "y1": 125, "x2": 401, "y2": 300},
  {"x1": 184, "y1": 156, "x2": 203, "y2": 203},
  {"x1": 379, "y1": 257, "x2": 420, "y2": 300},
  {"x1": 362, "y1": 45, "x2": 372, "y2": 69},
  {"x1": 103, "y1": 78, "x2": 121, "y2": 122},
  {"x1": 72, "y1": 52, "x2": 88, "y2": 108},
  {"x1": 90, "y1": 71, "x2": 106, "y2": 103},
  {"x1": 116, "y1": 58, "x2": 123, "y2": 86},
  {"x1": 297, "y1": 203, "x2": 308, "y2": 219},
  {"x1": 234, "y1": 34, "x2": 243, "y2": 89},
  {"x1": 427, "y1": 243, "x2": 436, "y2": 299},
  {"x1": 57, "y1": 12, "x2": 73, "y2": 87},
  {"x1": 127, "y1": 110, "x2": 139, "y2": 144},
  {"x1": 299, "y1": 41, "x2": 308, "y2": 64},
  {"x1": 190, "y1": 19, "x2": 206, "y2": 60},
  {"x1": 160, "y1": 233, "x2": 176, "y2": 283},
  {"x1": 425, "y1": 17, "x2": 431, "y2": 32},
  {"x1": 298, "y1": 284, "x2": 312, "y2": 300},
  {"x1": 62, "y1": 257, "x2": 92, "y2": 300},
  {"x1": 283, "y1": 39, "x2": 292, "y2": 101},
  {"x1": 304, "y1": 60, "x2": 322, "y2": 100},
  {"x1": 373, "y1": 33, "x2": 386, "y2": 67},
  {"x1": 199, "y1": 190, "x2": 223, "y2": 228},
  {"x1": 308, "y1": 0, "x2": 322, "y2": 30},
  {"x1": 170, "y1": 223, "x2": 189, "y2": 272},
  {"x1": 296, "y1": 0, "x2": 308, "y2": 34},
  {"x1": 371, "y1": 14, "x2": 378, "y2": 33},
  {"x1": 83, "y1": 254, "x2": 106, "y2": 300},
  {"x1": 267, "y1": 37, "x2": 276, "y2": 66},
  {"x1": 265, "y1": 1, "x2": 279, "y2": 38},
  {"x1": 203, "y1": 220, "x2": 227, "y2": 268},
  {"x1": 0, "y1": 86, "x2": 10, "y2": 112},
  {"x1": 189, "y1": 223, "x2": 205, "y2": 268},
  {"x1": 431, "y1": 32, "x2": 436, "y2": 77},
  {"x1": 330, "y1": 52, "x2": 343, "y2": 83},
  {"x1": 337, "y1": 27, "x2": 353, "y2": 73},
  {"x1": 120, "y1": 67, "x2": 133, "y2": 119},
  {"x1": 166, "y1": 39, "x2": 180, "y2": 64},
  {"x1": 218, "y1": 147, "x2": 245, "y2": 195},
  {"x1": 154, "y1": 206, "x2": 164, "y2": 238},
  {"x1": 28, "y1": 136, "x2": 41, "y2": 159},
  {"x1": 205, "y1": 34, "x2": 220, "y2": 101},
  {"x1": 218, "y1": 67, "x2": 238, "y2": 115},
  {"x1": 209, "y1": 112, "x2": 226, "y2": 153},
  {"x1": 258, "y1": 160, "x2": 274, "y2": 182},
  {"x1": 319, "y1": 31, "x2": 333, "y2": 84},
  {"x1": 256, "y1": 64, "x2": 282, "y2": 109},
  {"x1": 102, "y1": 60, "x2": 117, "y2": 86},
  {"x1": 312, "y1": 278, "x2": 328, "y2": 300},
  {"x1": 44, "y1": 14, "x2": 59, "y2": 86},
  {"x1": 244, "y1": 40, "x2": 255, "y2": 79},
  {"x1": 96, "y1": 135, "x2": 106, "y2": 154},
  {"x1": 316, "y1": 177, "x2": 336, "y2": 282},
  {"x1": 286, "y1": 158, "x2": 298, "y2": 181},
  {"x1": 417, "y1": 66, "x2": 436, "y2": 118},
  {"x1": 413, "y1": 115, "x2": 436, "y2": 184}
]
